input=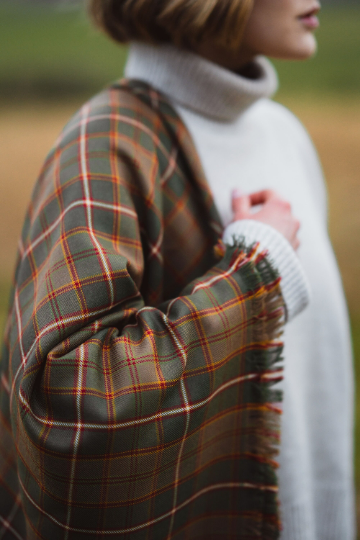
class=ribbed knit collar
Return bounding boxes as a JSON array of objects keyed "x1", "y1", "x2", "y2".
[{"x1": 125, "y1": 42, "x2": 279, "y2": 122}]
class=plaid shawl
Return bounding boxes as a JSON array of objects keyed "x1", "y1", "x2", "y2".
[{"x1": 0, "y1": 80, "x2": 285, "y2": 539}]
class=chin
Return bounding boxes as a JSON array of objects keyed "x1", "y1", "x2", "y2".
[
  {"x1": 269, "y1": 37, "x2": 317, "y2": 61},
  {"x1": 286, "y1": 35, "x2": 318, "y2": 60},
  {"x1": 296, "y1": 42, "x2": 318, "y2": 60}
]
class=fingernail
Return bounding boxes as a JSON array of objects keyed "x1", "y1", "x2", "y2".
[{"x1": 232, "y1": 188, "x2": 244, "y2": 199}]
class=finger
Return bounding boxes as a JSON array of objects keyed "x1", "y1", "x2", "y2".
[
  {"x1": 231, "y1": 188, "x2": 245, "y2": 213},
  {"x1": 232, "y1": 194, "x2": 251, "y2": 217},
  {"x1": 293, "y1": 237, "x2": 301, "y2": 251},
  {"x1": 232, "y1": 188, "x2": 244, "y2": 199},
  {"x1": 290, "y1": 220, "x2": 301, "y2": 241},
  {"x1": 248, "y1": 190, "x2": 277, "y2": 206}
]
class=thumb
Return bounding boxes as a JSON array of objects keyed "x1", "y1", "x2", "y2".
[{"x1": 232, "y1": 189, "x2": 250, "y2": 218}]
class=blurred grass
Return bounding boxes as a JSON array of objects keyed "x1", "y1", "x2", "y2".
[
  {"x1": 0, "y1": 2, "x2": 359, "y2": 102},
  {"x1": 0, "y1": 1, "x2": 127, "y2": 102}
]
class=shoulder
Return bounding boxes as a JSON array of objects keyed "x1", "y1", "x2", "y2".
[
  {"x1": 58, "y1": 81, "x2": 168, "y2": 152},
  {"x1": 36, "y1": 81, "x2": 192, "y2": 207}
]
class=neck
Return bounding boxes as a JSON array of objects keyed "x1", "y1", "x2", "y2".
[
  {"x1": 196, "y1": 43, "x2": 257, "y2": 75},
  {"x1": 125, "y1": 43, "x2": 279, "y2": 122}
]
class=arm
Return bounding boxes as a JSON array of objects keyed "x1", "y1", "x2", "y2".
[{"x1": 6, "y1": 98, "x2": 286, "y2": 538}]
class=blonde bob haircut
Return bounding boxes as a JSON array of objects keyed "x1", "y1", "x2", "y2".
[{"x1": 89, "y1": 0, "x2": 254, "y2": 51}]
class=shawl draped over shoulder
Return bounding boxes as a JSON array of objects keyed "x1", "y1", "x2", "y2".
[{"x1": 0, "y1": 81, "x2": 285, "y2": 539}]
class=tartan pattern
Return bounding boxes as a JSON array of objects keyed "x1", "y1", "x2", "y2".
[{"x1": 0, "y1": 80, "x2": 285, "y2": 539}]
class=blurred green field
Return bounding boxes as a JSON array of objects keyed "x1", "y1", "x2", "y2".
[
  {"x1": 0, "y1": 1, "x2": 127, "y2": 101},
  {"x1": 0, "y1": 2, "x2": 359, "y2": 101},
  {"x1": 1, "y1": 0, "x2": 360, "y2": 532}
]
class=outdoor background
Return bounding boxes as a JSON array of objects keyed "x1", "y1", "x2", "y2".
[{"x1": 0, "y1": 0, "x2": 359, "y2": 532}]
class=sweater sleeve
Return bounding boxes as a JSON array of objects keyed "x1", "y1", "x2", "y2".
[
  {"x1": 223, "y1": 219, "x2": 311, "y2": 322},
  {"x1": 2, "y1": 98, "x2": 286, "y2": 539}
]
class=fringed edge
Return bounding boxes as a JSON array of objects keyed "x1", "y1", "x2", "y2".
[{"x1": 225, "y1": 237, "x2": 286, "y2": 539}]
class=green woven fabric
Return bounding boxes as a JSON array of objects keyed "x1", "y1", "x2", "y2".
[{"x1": 0, "y1": 80, "x2": 285, "y2": 539}]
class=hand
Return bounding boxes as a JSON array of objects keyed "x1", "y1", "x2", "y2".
[{"x1": 232, "y1": 189, "x2": 301, "y2": 251}]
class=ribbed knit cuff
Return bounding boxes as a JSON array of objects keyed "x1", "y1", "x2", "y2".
[{"x1": 223, "y1": 219, "x2": 311, "y2": 322}]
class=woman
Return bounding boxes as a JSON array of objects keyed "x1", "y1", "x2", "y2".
[{"x1": 0, "y1": 1, "x2": 353, "y2": 539}]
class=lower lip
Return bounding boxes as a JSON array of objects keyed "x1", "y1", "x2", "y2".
[{"x1": 299, "y1": 15, "x2": 320, "y2": 29}]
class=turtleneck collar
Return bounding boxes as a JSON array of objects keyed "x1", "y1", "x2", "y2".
[{"x1": 125, "y1": 42, "x2": 279, "y2": 122}]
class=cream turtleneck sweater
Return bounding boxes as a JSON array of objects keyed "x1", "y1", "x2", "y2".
[{"x1": 125, "y1": 43, "x2": 355, "y2": 540}]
